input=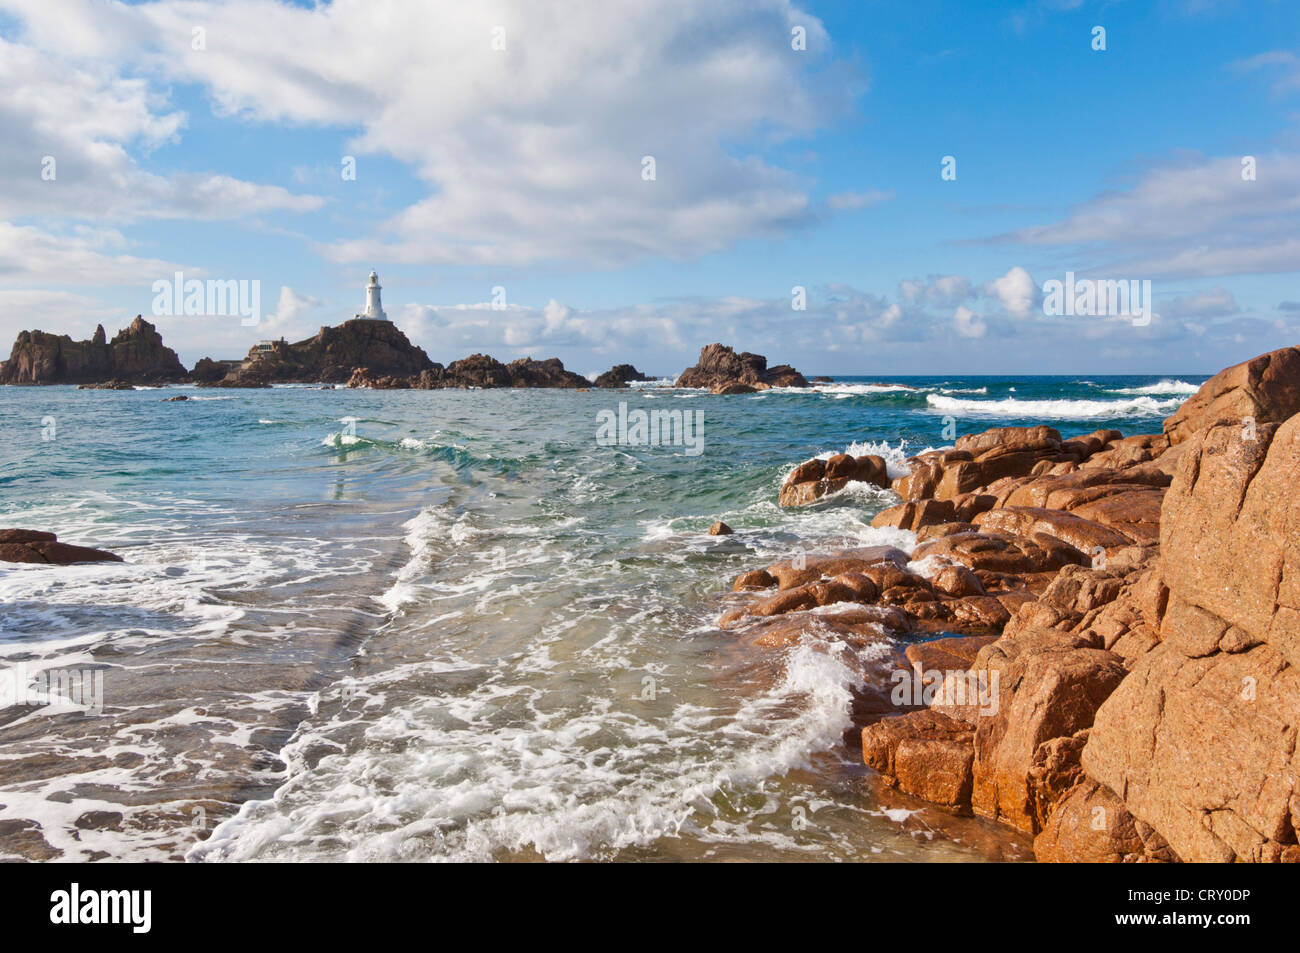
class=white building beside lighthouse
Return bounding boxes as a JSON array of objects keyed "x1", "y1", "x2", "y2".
[{"x1": 355, "y1": 270, "x2": 390, "y2": 321}]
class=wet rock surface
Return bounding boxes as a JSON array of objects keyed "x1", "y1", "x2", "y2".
[{"x1": 0, "y1": 529, "x2": 123, "y2": 565}]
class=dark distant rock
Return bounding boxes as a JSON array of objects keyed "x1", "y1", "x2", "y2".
[
  {"x1": 811, "y1": 376, "x2": 834, "y2": 383},
  {"x1": 504, "y1": 357, "x2": 589, "y2": 389},
  {"x1": 163, "y1": 395, "x2": 190, "y2": 402},
  {"x1": 348, "y1": 353, "x2": 591, "y2": 390},
  {"x1": 198, "y1": 377, "x2": 270, "y2": 389},
  {"x1": 0, "y1": 529, "x2": 123, "y2": 565},
  {"x1": 77, "y1": 380, "x2": 135, "y2": 390},
  {"x1": 188, "y1": 357, "x2": 231, "y2": 383},
  {"x1": 347, "y1": 367, "x2": 412, "y2": 389},
  {"x1": 675, "y1": 343, "x2": 808, "y2": 391},
  {"x1": 0, "y1": 316, "x2": 186, "y2": 386},
  {"x1": 594, "y1": 364, "x2": 653, "y2": 388},
  {"x1": 442, "y1": 353, "x2": 509, "y2": 388},
  {"x1": 412, "y1": 366, "x2": 448, "y2": 388}
]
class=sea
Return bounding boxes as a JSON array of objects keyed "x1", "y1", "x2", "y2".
[{"x1": 0, "y1": 374, "x2": 1201, "y2": 862}]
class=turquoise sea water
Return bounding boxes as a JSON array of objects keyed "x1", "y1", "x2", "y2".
[{"x1": 0, "y1": 374, "x2": 1201, "y2": 861}]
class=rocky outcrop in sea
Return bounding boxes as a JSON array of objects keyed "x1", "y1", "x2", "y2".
[
  {"x1": 345, "y1": 353, "x2": 594, "y2": 390},
  {"x1": 675, "y1": 343, "x2": 809, "y2": 393},
  {"x1": 0, "y1": 316, "x2": 186, "y2": 386},
  {"x1": 210, "y1": 319, "x2": 436, "y2": 386},
  {"x1": 594, "y1": 364, "x2": 653, "y2": 388},
  {"x1": 721, "y1": 344, "x2": 1300, "y2": 863}
]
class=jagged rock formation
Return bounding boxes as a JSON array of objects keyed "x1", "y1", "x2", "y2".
[
  {"x1": 594, "y1": 364, "x2": 653, "y2": 388},
  {"x1": 723, "y1": 345, "x2": 1300, "y2": 862},
  {"x1": 675, "y1": 343, "x2": 808, "y2": 392},
  {"x1": 0, "y1": 317, "x2": 185, "y2": 385}
]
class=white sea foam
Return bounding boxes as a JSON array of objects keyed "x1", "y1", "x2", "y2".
[
  {"x1": 926, "y1": 393, "x2": 1185, "y2": 419},
  {"x1": 806, "y1": 382, "x2": 916, "y2": 396},
  {"x1": 189, "y1": 636, "x2": 878, "y2": 863},
  {"x1": 809, "y1": 438, "x2": 931, "y2": 481},
  {"x1": 1104, "y1": 379, "x2": 1201, "y2": 396}
]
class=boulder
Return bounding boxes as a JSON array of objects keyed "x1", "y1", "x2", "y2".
[
  {"x1": 861, "y1": 710, "x2": 976, "y2": 808},
  {"x1": 779, "y1": 453, "x2": 889, "y2": 506},
  {"x1": 0, "y1": 529, "x2": 123, "y2": 565},
  {"x1": 1158, "y1": 417, "x2": 1300, "y2": 665},
  {"x1": 904, "y1": 634, "x2": 996, "y2": 672},
  {"x1": 968, "y1": 627, "x2": 1129, "y2": 833},
  {"x1": 911, "y1": 531, "x2": 1088, "y2": 576},
  {"x1": 1083, "y1": 642, "x2": 1300, "y2": 862},
  {"x1": 1163, "y1": 345, "x2": 1300, "y2": 445},
  {"x1": 1080, "y1": 414, "x2": 1300, "y2": 862},
  {"x1": 1035, "y1": 779, "x2": 1179, "y2": 863},
  {"x1": 973, "y1": 506, "x2": 1135, "y2": 554}
]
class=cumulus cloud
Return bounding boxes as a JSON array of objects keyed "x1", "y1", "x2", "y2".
[
  {"x1": 259, "y1": 286, "x2": 323, "y2": 336},
  {"x1": 952, "y1": 305, "x2": 987, "y2": 338},
  {"x1": 987, "y1": 266, "x2": 1038, "y2": 317},
  {"x1": 0, "y1": 0, "x2": 852, "y2": 268},
  {"x1": 0, "y1": 33, "x2": 323, "y2": 223},
  {"x1": 899, "y1": 274, "x2": 973, "y2": 308}
]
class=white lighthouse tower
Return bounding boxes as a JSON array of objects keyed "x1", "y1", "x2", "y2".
[{"x1": 356, "y1": 270, "x2": 389, "y2": 321}]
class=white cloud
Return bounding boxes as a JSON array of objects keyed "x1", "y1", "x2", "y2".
[
  {"x1": 0, "y1": 33, "x2": 323, "y2": 223},
  {"x1": 259, "y1": 286, "x2": 322, "y2": 336},
  {"x1": 0, "y1": 222, "x2": 182, "y2": 285},
  {"x1": 1161, "y1": 285, "x2": 1238, "y2": 319},
  {"x1": 987, "y1": 266, "x2": 1038, "y2": 317},
  {"x1": 0, "y1": 289, "x2": 123, "y2": 346},
  {"x1": 1233, "y1": 50, "x2": 1300, "y2": 95},
  {"x1": 0, "y1": 0, "x2": 848, "y2": 268},
  {"x1": 952, "y1": 305, "x2": 987, "y2": 338},
  {"x1": 1001, "y1": 153, "x2": 1300, "y2": 279},
  {"x1": 899, "y1": 274, "x2": 973, "y2": 307}
]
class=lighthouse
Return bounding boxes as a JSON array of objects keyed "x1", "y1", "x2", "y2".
[{"x1": 356, "y1": 270, "x2": 389, "y2": 321}]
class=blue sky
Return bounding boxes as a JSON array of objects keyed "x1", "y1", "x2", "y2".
[{"x1": 1, "y1": 0, "x2": 1297, "y2": 376}]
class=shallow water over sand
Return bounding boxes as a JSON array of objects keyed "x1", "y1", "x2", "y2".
[{"x1": 0, "y1": 377, "x2": 1198, "y2": 861}]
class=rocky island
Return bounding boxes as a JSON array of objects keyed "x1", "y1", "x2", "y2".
[
  {"x1": 675, "y1": 342, "x2": 809, "y2": 393},
  {"x1": 0, "y1": 316, "x2": 185, "y2": 386},
  {"x1": 0, "y1": 315, "x2": 655, "y2": 391}
]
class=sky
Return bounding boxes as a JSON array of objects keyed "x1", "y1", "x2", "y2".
[{"x1": 1, "y1": 0, "x2": 1298, "y2": 377}]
